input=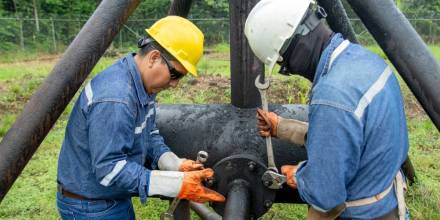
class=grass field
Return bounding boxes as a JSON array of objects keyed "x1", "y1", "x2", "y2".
[{"x1": 0, "y1": 44, "x2": 439, "y2": 219}]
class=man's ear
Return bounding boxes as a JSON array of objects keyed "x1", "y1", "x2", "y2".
[{"x1": 146, "y1": 49, "x2": 161, "y2": 68}]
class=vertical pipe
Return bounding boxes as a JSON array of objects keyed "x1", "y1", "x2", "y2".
[
  {"x1": 173, "y1": 200, "x2": 191, "y2": 220},
  {"x1": 168, "y1": 0, "x2": 193, "y2": 17},
  {"x1": 346, "y1": 0, "x2": 440, "y2": 130},
  {"x1": 0, "y1": 0, "x2": 141, "y2": 202},
  {"x1": 229, "y1": 0, "x2": 264, "y2": 108},
  {"x1": 223, "y1": 180, "x2": 250, "y2": 220},
  {"x1": 167, "y1": 2, "x2": 194, "y2": 218},
  {"x1": 317, "y1": 0, "x2": 358, "y2": 43}
]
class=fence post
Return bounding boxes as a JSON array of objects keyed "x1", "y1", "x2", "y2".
[
  {"x1": 18, "y1": 18, "x2": 24, "y2": 50},
  {"x1": 429, "y1": 20, "x2": 433, "y2": 44},
  {"x1": 51, "y1": 18, "x2": 57, "y2": 51}
]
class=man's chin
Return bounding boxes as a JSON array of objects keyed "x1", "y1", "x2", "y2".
[{"x1": 151, "y1": 87, "x2": 168, "y2": 94}]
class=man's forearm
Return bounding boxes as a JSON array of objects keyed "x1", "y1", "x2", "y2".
[{"x1": 277, "y1": 117, "x2": 309, "y2": 145}]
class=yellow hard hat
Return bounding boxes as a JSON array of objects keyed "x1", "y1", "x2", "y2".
[{"x1": 146, "y1": 16, "x2": 204, "y2": 76}]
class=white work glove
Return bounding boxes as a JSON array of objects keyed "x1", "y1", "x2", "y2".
[{"x1": 158, "y1": 152, "x2": 204, "y2": 172}]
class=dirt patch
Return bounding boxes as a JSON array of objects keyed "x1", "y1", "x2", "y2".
[
  {"x1": 0, "y1": 83, "x2": 5, "y2": 93},
  {"x1": 0, "y1": 83, "x2": 9, "y2": 114},
  {"x1": 405, "y1": 97, "x2": 425, "y2": 118},
  {"x1": 180, "y1": 75, "x2": 231, "y2": 103},
  {"x1": 0, "y1": 54, "x2": 61, "y2": 68},
  {"x1": 178, "y1": 75, "x2": 307, "y2": 105},
  {"x1": 204, "y1": 50, "x2": 230, "y2": 60}
]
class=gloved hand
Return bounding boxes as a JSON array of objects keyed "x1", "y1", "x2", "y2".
[
  {"x1": 256, "y1": 108, "x2": 280, "y2": 137},
  {"x1": 281, "y1": 165, "x2": 298, "y2": 189},
  {"x1": 158, "y1": 152, "x2": 204, "y2": 171},
  {"x1": 179, "y1": 159, "x2": 204, "y2": 172},
  {"x1": 177, "y1": 169, "x2": 225, "y2": 203}
]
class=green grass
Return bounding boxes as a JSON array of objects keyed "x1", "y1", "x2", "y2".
[{"x1": 0, "y1": 44, "x2": 439, "y2": 219}]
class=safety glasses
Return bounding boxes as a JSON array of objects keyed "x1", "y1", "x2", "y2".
[{"x1": 160, "y1": 54, "x2": 186, "y2": 80}]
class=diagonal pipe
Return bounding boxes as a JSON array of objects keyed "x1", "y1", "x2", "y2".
[
  {"x1": 0, "y1": 0, "x2": 141, "y2": 202},
  {"x1": 347, "y1": 0, "x2": 440, "y2": 131},
  {"x1": 318, "y1": 0, "x2": 358, "y2": 43}
]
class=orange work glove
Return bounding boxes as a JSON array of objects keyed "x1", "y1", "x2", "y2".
[
  {"x1": 256, "y1": 108, "x2": 280, "y2": 137},
  {"x1": 177, "y1": 168, "x2": 225, "y2": 203},
  {"x1": 179, "y1": 159, "x2": 204, "y2": 172},
  {"x1": 281, "y1": 165, "x2": 299, "y2": 189}
]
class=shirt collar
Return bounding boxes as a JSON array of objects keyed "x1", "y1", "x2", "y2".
[
  {"x1": 313, "y1": 33, "x2": 345, "y2": 85},
  {"x1": 125, "y1": 53, "x2": 154, "y2": 106}
]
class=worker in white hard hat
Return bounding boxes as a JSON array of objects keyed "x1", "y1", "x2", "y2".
[{"x1": 245, "y1": 0, "x2": 409, "y2": 219}]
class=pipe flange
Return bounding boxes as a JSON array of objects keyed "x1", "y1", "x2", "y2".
[{"x1": 210, "y1": 154, "x2": 276, "y2": 218}]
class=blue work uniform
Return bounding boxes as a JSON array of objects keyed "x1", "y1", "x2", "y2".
[
  {"x1": 295, "y1": 34, "x2": 409, "y2": 219},
  {"x1": 56, "y1": 53, "x2": 170, "y2": 219}
]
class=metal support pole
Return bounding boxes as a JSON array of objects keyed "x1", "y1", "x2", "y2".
[
  {"x1": 223, "y1": 180, "x2": 250, "y2": 220},
  {"x1": 50, "y1": 18, "x2": 57, "y2": 51},
  {"x1": 168, "y1": 0, "x2": 193, "y2": 17},
  {"x1": 0, "y1": 0, "x2": 141, "y2": 202},
  {"x1": 346, "y1": 0, "x2": 440, "y2": 131},
  {"x1": 173, "y1": 199, "x2": 191, "y2": 220},
  {"x1": 318, "y1": 0, "x2": 358, "y2": 43},
  {"x1": 229, "y1": 0, "x2": 264, "y2": 108},
  {"x1": 18, "y1": 18, "x2": 24, "y2": 50},
  {"x1": 166, "y1": 2, "x2": 194, "y2": 218}
]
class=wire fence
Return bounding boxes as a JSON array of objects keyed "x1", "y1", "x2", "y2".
[{"x1": 0, "y1": 17, "x2": 439, "y2": 53}]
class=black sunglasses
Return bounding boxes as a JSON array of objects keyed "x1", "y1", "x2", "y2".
[{"x1": 160, "y1": 54, "x2": 186, "y2": 80}]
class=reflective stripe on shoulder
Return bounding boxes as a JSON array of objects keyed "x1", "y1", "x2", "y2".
[
  {"x1": 135, "y1": 120, "x2": 146, "y2": 134},
  {"x1": 85, "y1": 82, "x2": 93, "y2": 106},
  {"x1": 134, "y1": 108, "x2": 155, "y2": 134},
  {"x1": 328, "y1": 40, "x2": 350, "y2": 69},
  {"x1": 150, "y1": 129, "x2": 159, "y2": 135},
  {"x1": 354, "y1": 66, "x2": 393, "y2": 120},
  {"x1": 100, "y1": 160, "x2": 127, "y2": 187}
]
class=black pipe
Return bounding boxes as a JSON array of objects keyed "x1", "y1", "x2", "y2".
[
  {"x1": 167, "y1": 2, "x2": 194, "y2": 218},
  {"x1": 156, "y1": 104, "x2": 308, "y2": 170},
  {"x1": 173, "y1": 200, "x2": 190, "y2": 220},
  {"x1": 346, "y1": 0, "x2": 440, "y2": 131},
  {"x1": 168, "y1": 0, "x2": 193, "y2": 17},
  {"x1": 223, "y1": 179, "x2": 250, "y2": 220},
  {"x1": 190, "y1": 202, "x2": 222, "y2": 220},
  {"x1": 318, "y1": 0, "x2": 358, "y2": 43},
  {"x1": 229, "y1": 0, "x2": 264, "y2": 108},
  {"x1": 0, "y1": 0, "x2": 141, "y2": 202},
  {"x1": 156, "y1": 104, "x2": 308, "y2": 205}
]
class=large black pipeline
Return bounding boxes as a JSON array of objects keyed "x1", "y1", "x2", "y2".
[
  {"x1": 318, "y1": 0, "x2": 358, "y2": 43},
  {"x1": 347, "y1": 0, "x2": 440, "y2": 131},
  {"x1": 156, "y1": 104, "x2": 308, "y2": 171},
  {"x1": 0, "y1": 0, "x2": 141, "y2": 202},
  {"x1": 229, "y1": 0, "x2": 264, "y2": 108},
  {"x1": 156, "y1": 104, "x2": 308, "y2": 206},
  {"x1": 223, "y1": 180, "x2": 250, "y2": 220}
]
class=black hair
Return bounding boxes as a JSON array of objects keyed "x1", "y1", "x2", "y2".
[{"x1": 137, "y1": 36, "x2": 176, "y2": 61}]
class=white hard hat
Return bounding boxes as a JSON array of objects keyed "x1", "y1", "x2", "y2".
[{"x1": 245, "y1": 0, "x2": 315, "y2": 72}]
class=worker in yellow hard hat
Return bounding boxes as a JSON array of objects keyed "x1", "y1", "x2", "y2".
[{"x1": 56, "y1": 16, "x2": 224, "y2": 220}]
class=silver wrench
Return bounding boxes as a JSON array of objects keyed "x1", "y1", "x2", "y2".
[
  {"x1": 160, "y1": 151, "x2": 209, "y2": 220},
  {"x1": 255, "y1": 74, "x2": 286, "y2": 189}
]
